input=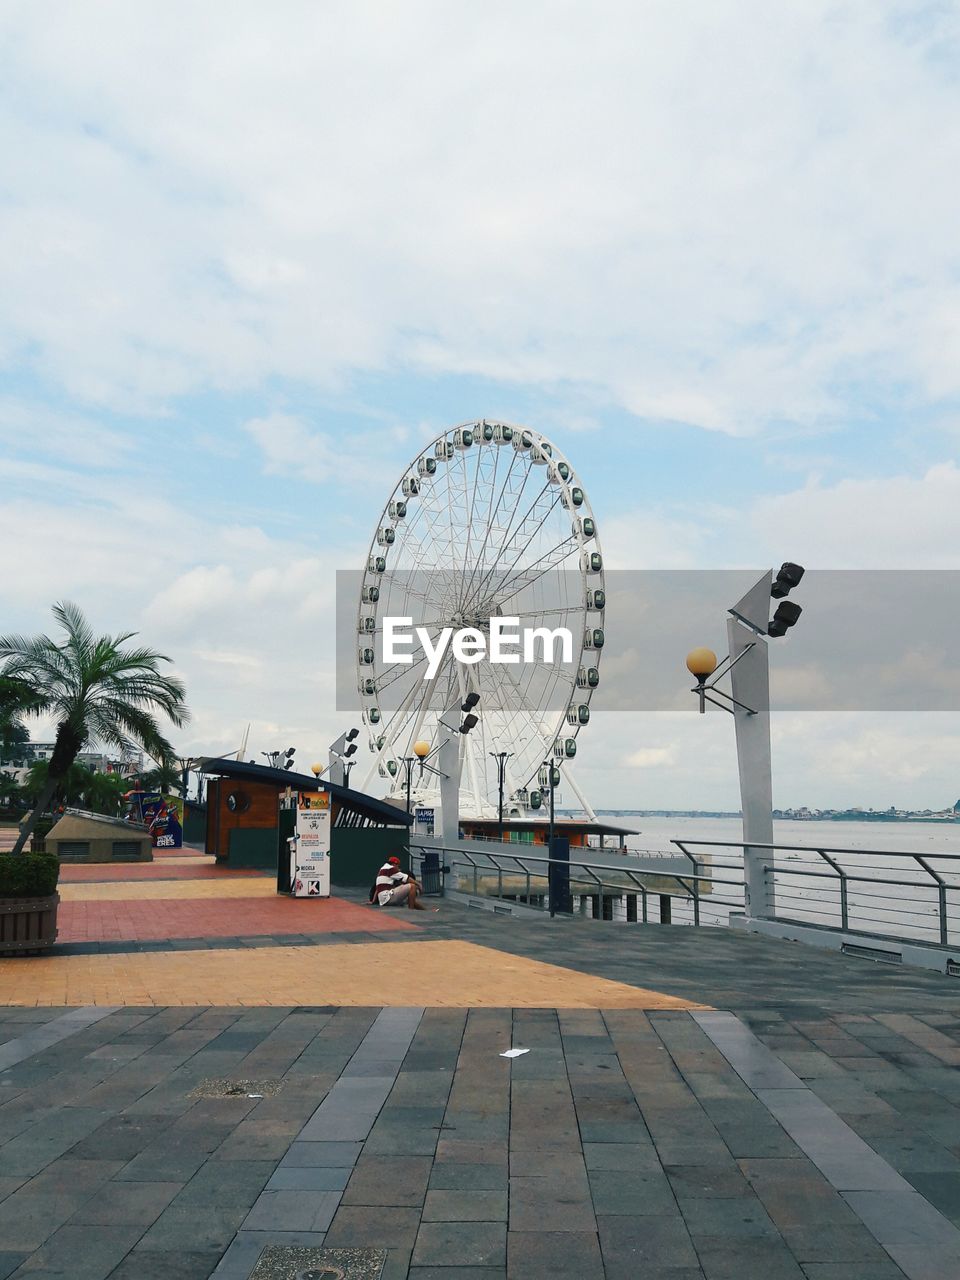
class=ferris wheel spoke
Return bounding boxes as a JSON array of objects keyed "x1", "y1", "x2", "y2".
[
  {"x1": 457, "y1": 444, "x2": 522, "y2": 606},
  {"x1": 478, "y1": 492, "x2": 570, "y2": 604},
  {"x1": 467, "y1": 478, "x2": 558, "y2": 612},
  {"x1": 491, "y1": 532, "x2": 583, "y2": 606},
  {"x1": 458, "y1": 438, "x2": 498, "y2": 613},
  {"x1": 374, "y1": 651, "x2": 430, "y2": 692}
]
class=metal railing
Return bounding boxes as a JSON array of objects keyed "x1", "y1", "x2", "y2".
[
  {"x1": 672, "y1": 839, "x2": 960, "y2": 949},
  {"x1": 410, "y1": 842, "x2": 746, "y2": 925},
  {"x1": 412, "y1": 836, "x2": 960, "y2": 949}
]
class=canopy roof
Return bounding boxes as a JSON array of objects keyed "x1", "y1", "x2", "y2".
[{"x1": 199, "y1": 758, "x2": 413, "y2": 827}]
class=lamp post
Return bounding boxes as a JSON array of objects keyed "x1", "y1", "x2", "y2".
[
  {"x1": 685, "y1": 648, "x2": 718, "y2": 713},
  {"x1": 684, "y1": 563, "x2": 805, "y2": 921},
  {"x1": 402, "y1": 741, "x2": 432, "y2": 815},
  {"x1": 539, "y1": 759, "x2": 566, "y2": 917},
  {"x1": 489, "y1": 751, "x2": 512, "y2": 842}
]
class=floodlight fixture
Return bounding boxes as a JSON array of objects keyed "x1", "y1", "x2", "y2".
[
  {"x1": 460, "y1": 712, "x2": 479, "y2": 733},
  {"x1": 770, "y1": 562, "x2": 805, "y2": 599},
  {"x1": 767, "y1": 599, "x2": 802, "y2": 637},
  {"x1": 461, "y1": 691, "x2": 480, "y2": 712}
]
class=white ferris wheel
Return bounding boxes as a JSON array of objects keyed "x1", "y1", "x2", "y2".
[{"x1": 356, "y1": 421, "x2": 605, "y2": 818}]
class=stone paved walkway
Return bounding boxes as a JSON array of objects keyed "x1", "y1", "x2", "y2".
[{"x1": 4, "y1": 859, "x2": 960, "y2": 1277}]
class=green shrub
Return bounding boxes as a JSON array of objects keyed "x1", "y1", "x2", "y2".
[{"x1": 0, "y1": 853, "x2": 60, "y2": 897}]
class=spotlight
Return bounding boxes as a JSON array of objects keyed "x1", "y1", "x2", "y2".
[
  {"x1": 346, "y1": 728, "x2": 359, "y2": 741},
  {"x1": 771, "y1": 562, "x2": 805, "y2": 599},
  {"x1": 461, "y1": 692, "x2": 480, "y2": 712},
  {"x1": 768, "y1": 600, "x2": 802, "y2": 637},
  {"x1": 460, "y1": 713, "x2": 479, "y2": 734}
]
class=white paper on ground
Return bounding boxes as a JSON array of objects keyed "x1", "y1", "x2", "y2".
[{"x1": 500, "y1": 1048, "x2": 530, "y2": 1058}]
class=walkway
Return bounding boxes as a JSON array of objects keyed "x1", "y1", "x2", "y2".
[{"x1": 3, "y1": 856, "x2": 960, "y2": 1278}]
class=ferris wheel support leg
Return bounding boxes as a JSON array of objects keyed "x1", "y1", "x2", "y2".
[{"x1": 562, "y1": 764, "x2": 597, "y2": 823}]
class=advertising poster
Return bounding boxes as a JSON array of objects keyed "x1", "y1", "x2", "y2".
[
  {"x1": 294, "y1": 790, "x2": 331, "y2": 897},
  {"x1": 126, "y1": 791, "x2": 184, "y2": 848}
]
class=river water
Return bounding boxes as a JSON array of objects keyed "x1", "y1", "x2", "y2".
[{"x1": 596, "y1": 815, "x2": 960, "y2": 940}]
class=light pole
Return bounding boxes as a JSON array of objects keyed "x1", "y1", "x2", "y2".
[
  {"x1": 262, "y1": 747, "x2": 296, "y2": 771},
  {"x1": 402, "y1": 741, "x2": 431, "y2": 815},
  {"x1": 489, "y1": 751, "x2": 512, "y2": 842},
  {"x1": 685, "y1": 563, "x2": 805, "y2": 920},
  {"x1": 539, "y1": 760, "x2": 560, "y2": 851},
  {"x1": 539, "y1": 760, "x2": 566, "y2": 915}
]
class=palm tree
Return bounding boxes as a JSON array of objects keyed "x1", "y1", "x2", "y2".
[
  {"x1": 138, "y1": 757, "x2": 185, "y2": 796},
  {"x1": 22, "y1": 759, "x2": 129, "y2": 817},
  {"x1": 0, "y1": 674, "x2": 41, "y2": 761},
  {"x1": 0, "y1": 602, "x2": 189, "y2": 855}
]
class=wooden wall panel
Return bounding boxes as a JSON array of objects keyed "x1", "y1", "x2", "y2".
[{"x1": 208, "y1": 778, "x2": 281, "y2": 860}]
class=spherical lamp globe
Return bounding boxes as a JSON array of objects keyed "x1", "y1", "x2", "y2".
[
  {"x1": 413, "y1": 740, "x2": 431, "y2": 759},
  {"x1": 685, "y1": 647, "x2": 718, "y2": 679},
  {"x1": 310, "y1": 762, "x2": 324, "y2": 777}
]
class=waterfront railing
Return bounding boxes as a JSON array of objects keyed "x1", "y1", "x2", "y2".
[
  {"x1": 672, "y1": 839, "x2": 960, "y2": 949},
  {"x1": 409, "y1": 842, "x2": 744, "y2": 925},
  {"x1": 411, "y1": 837, "x2": 960, "y2": 950}
]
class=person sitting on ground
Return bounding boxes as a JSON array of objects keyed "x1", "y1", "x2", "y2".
[{"x1": 372, "y1": 855, "x2": 426, "y2": 909}]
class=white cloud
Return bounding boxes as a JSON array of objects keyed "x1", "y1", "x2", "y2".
[
  {"x1": 605, "y1": 460, "x2": 960, "y2": 571},
  {"x1": 627, "y1": 746, "x2": 678, "y2": 768},
  {"x1": 2, "y1": 3, "x2": 960, "y2": 430}
]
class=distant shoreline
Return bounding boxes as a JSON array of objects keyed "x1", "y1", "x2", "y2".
[{"x1": 577, "y1": 810, "x2": 960, "y2": 824}]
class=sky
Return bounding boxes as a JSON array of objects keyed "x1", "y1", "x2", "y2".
[{"x1": 3, "y1": 1, "x2": 960, "y2": 810}]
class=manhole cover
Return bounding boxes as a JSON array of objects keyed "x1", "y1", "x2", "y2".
[
  {"x1": 250, "y1": 1247, "x2": 386, "y2": 1280},
  {"x1": 188, "y1": 1077, "x2": 283, "y2": 1099}
]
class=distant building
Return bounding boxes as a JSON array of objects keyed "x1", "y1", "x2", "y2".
[{"x1": 0, "y1": 741, "x2": 142, "y2": 777}]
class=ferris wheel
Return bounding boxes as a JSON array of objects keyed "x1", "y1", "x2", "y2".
[{"x1": 356, "y1": 421, "x2": 605, "y2": 818}]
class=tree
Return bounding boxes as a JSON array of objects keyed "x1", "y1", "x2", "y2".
[
  {"x1": 0, "y1": 674, "x2": 40, "y2": 762},
  {"x1": 21, "y1": 759, "x2": 129, "y2": 817},
  {"x1": 0, "y1": 602, "x2": 189, "y2": 855},
  {"x1": 138, "y1": 757, "x2": 184, "y2": 796}
]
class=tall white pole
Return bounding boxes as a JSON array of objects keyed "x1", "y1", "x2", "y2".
[{"x1": 727, "y1": 572, "x2": 775, "y2": 919}]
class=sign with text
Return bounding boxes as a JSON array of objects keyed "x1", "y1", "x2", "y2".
[{"x1": 294, "y1": 790, "x2": 331, "y2": 897}]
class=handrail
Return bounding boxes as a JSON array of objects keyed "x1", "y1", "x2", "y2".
[
  {"x1": 672, "y1": 837, "x2": 960, "y2": 949},
  {"x1": 412, "y1": 834, "x2": 960, "y2": 949},
  {"x1": 672, "y1": 838, "x2": 960, "y2": 861},
  {"x1": 410, "y1": 840, "x2": 744, "y2": 926}
]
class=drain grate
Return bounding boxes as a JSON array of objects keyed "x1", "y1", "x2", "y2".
[
  {"x1": 841, "y1": 941, "x2": 902, "y2": 965},
  {"x1": 250, "y1": 1247, "x2": 386, "y2": 1280},
  {"x1": 188, "y1": 1077, "x2": 283, "y2": 1099}
]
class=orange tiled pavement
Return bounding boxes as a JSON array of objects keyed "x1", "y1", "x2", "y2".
[
  {"x1": 57, "y1": 862, "x2": 265, "y2": 882},
  {"x1": 0, "y1": 938, "x2": 709, "y2": 1008},
  {"x1": 1, "y1": 846, "x2": 708, "y2": 1011}
]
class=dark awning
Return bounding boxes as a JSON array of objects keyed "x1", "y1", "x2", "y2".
[{"x1": 198, "y1": 758, "x2": 413, "y2": 827}]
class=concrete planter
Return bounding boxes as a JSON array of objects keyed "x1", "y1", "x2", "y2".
[{"x1": 0, "y1": 893, "x2": 59, "y2": 955}]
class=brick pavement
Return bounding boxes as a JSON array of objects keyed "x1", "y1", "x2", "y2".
[
  {"x1": 6, "y1": 1000, "x2": 960, "y2": 1278},
  {"x1": 5, "y1": 859, "x2": 960, "y2": 1276}
]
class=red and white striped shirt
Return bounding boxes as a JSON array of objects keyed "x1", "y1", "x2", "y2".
[{"x1": 375, "y1": 863, "x2": 410, "y2": 906}]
